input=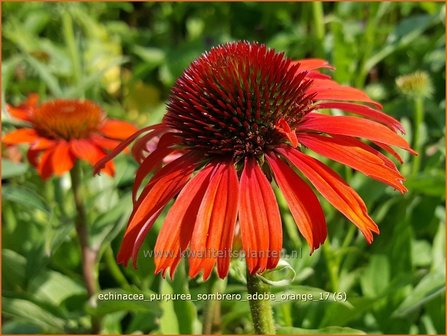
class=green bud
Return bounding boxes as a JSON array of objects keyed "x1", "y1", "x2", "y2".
[{"x1": 396, "y1": 71, "x2": 433, "y2": 98}]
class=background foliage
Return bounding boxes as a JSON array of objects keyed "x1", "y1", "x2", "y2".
[{"x1": 2, "y1": 2, "x2": 446, "y2": 335}]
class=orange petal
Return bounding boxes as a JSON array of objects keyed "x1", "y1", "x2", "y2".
[
  {"x1": 117, "y1": 152, "x2": 200, "y2": 267},
  {"x1": 308, "y1": 79, "x2": 381, "y2": 109},
  {"x1": 29, "y1": 138, "x2": 57, "y2": 150},
  {"x1": 70, "y1": 139, "x2": 114, "y2": 176},
  {"x1": 372, "y1": 141, "x2": 404, "y2": 164},
  {"x1": 189, "y1": 161, "x2": 239, "y2": 279},
  {"x1": 131, "y1": 128, "x2": 170, "y2": 163},
  {"x1": 99, "y1": 119, "x2": 138, "y2": 140},
  {"x1": 276, "y1": 118, "x2": 298, "y2": 147},
  {"x1": 37, "y1": 148, "x2": 55, "y2": 180},
  {"x1": 239, "y1": 157, "x2": 281, "y2": 274},
  {"x1": 52, "y1": 141, "x2": 75, "y2": 176},
  {"x1": 316, "y1": 102, "x2": 405, "y2": 134},
  {"x1": 90, "y1": 134, "x2": 121, "y2": 151},
  {"x1": 278, "y1": 147, "x2": 379, "y2": 243},
  {"x1": 132, "y1": 135, "x2": 178, "y2": 203},
  {"x1": 298, "y1": 134, "x2": 407, "y2": 192},
  {"x1": 3, "y1": 128, "x2": 38, "y2": 144},
  {"x1": 154, "y1": 164, "x2": 215, "y2": 278},
  {"x1": 6, "y1": 93, "x2": 39, "y2": 122},
  {"x1": 266, "y1": 152, "x2": 327, "y2": 252},
  {"x1": 292, "y1": 59, "x2": 335, "y2": 71},
  {"x1": 94, "y1": 124, "x2": 165, "y2": 175},
  {"x1": 298, "y1": 113, "x2": 416, "y2": 154}
]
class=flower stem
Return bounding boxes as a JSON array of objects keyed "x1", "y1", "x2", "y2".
[
  {"x1": 202, "y1": 276, "x2": 227, "y2": 334},
  {"x1": 62, "y1": 8, "x2": 82, "y2": 94},
  {"x1": 69, "y1": 163, "x2": 101, "y2": 334},
  {"x1": 311, "y1": 1, "x2": 325, "y2": 58},
  {"x1": 246, "y1": 271, "x2": 275, "y2": 334},
  {"x1": 104, "y1": 245, "x2": 130, "y2": 290},
  {"x1": 412, "y1": 96, "x2": 424, "y2": 175}
]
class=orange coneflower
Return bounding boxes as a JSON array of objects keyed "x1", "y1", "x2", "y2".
[
  {"x1": 3, "y1": 95, "x2": 137, "y2": 178},
  {"x1": 97, "y1": 41, "x2": 415, "y2": 279}
]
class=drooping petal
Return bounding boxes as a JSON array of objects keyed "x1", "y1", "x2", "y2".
[
  {"x1": 189, "y1": 161, "x2": 239, "y2": 279},
  {"x1": 6, "y1": 93, "x2": 39, "y2": 121},
  {"x1": 99, "y1": 119, "x2": 138, "y2": 140},
  {"x1": 266, "y1": 152, "x2": 327, "y2": 252},
  {"x1": 316, "y1": 102, "x2": 405, "y2": 133},
  {"x1": 239, "y1": 157, "x2": 282, "y2": 273},
  {"x1": 305, "y1": 71, "x2": 332, "y2": 80},
  {"x1": 90, "y1": 134, "x2": 122, "y2": 151},
  {"x1": 292, "y1": 59, "x2": 335, "y2": 71},
  {"x1": 70, "y1": 139, "x2": 114, "y2": 175},
  {"x1": 52, "y1": 141, "x2": 75, "y2": 176},
  {"x1": 131, "y1": 128, "x2": 171, "y2": 163},
  {"x1": 29, "y1": 138, "x2": 57, "y2": 150},
  {"x1": 94, "y1": 124, "x2": 165, "y2": 174},
  {"x1": 27, "y1": 148, "x2": 41, "y2": 168},
  {"x1": 2, "y1": 128, "x2": 39, "y2": 144},
  {"x1": 216, "y1": 162, "x2": 239, "y2": 278},
  {"x1": 117, "y1": 152, "x2": 200, "y2": 267},
  {"x1": 298, "y1": 113, "x2": 416, "y2": 154},
  {"x1": 372, "y1": 141, "x2": 404, "y2": 164},
  {"x1": 276, "y1": 118, "x2": 298, "y2": 147},
  {"x1": 132, "y1": 134, "x2": 179, "y2": 203},
  {"x1": 308, "y1": 79, "x2": 382, "y2": 109},
  {"x1": 298, "y1": 134, "x2": 407, "y2": 192},
  {"x1": 37, "y1": 148, "x2": 55, "y2": 180},
  {"x1": 154, "y1": 164, "x2": 215, "y2": 278},
  {"x1": 278, "y1": 147, "x2": 379, "y2": 243}
]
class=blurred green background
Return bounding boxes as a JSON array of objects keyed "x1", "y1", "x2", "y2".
[{"x1": 1, "y1": 2, "x2": 445, "y2": 335}]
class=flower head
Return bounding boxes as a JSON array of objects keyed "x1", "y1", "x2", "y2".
[
  {"x1": 396, "y1": 71, "x2": 433, "y2": 98},
  {"x1": 3, "y1": 95, "x2": 137, "y2": 179},
  {"x1": 96, "y1": 41, "x2": 415, "y2": 279}
]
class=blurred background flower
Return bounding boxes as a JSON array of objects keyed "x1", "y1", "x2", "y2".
[{"x1": 3, "y1": 95, "x2": 136, "y2": 178}]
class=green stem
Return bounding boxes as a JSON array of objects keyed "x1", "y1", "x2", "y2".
[
  {"x1": 62, "y1": 10, "x2": 82, "y2": 89},
  {"x1": 323, "y1": 240, "x2": 339, "y2": 291},
  {"x1": 104, "y1": 245, "x2": 130, "y2": 290},
  {"x1": 246, "y1": 271, "x2": 275, "y2": 334},
  {"x1": 70, "y1": 163, "x2": 101, "y2": 334},
  {"x1": 411, "y1": 97, "x2": 424, "y2": 175},
  {"x1": 355, "y1": 4, "x2": 379, "y2": 88},
  {"x1": 311, "y1": 2, "x2": 325, "y2": 58},
  {"x1": 202, "y1": 276, "x2": 227, "y2": 334}
]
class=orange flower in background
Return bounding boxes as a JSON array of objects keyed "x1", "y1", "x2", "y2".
[
  {"x1": 3, "y1": 95, "x2": 137, "y2": 179},
  {"x1": 96, "y1": 41, "x2": 415, "y2": 279}
]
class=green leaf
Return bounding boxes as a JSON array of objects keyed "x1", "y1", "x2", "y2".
[
  {"x1": 28, "y1": 270, "x2": 85, "y2": 305},
  {"x1": 258, "y1": 259, "x2": 296, "y2": 287},
  {"x1": 2, "y1": 321, "x2": 42, "y2": 334},
  {"x1": 432, "y1": 216, "x2": 446, "y2": 271},
  {"x1": 25, "y1": 55, "x2": 62, "y2": 96},
  {"x1": 159, "y1": 279, "x2": 180, "y2": 334},
  {"x1": 364, "y1": 14, "x2": 440, "y2": 73},
  {"x1": 2, "y1": 297, "x2": 65, "y2": 332},
  {"x1": 90, "y1": 197, "x2": 131, "y2": 251},
  {"x1": 405, "y1": 171, "x2": 446, "y2": 198},
  {"x1": 2, "y1": 185, "x2": 50, "y2": 214},
  {"x1": 133, "y1": 46, "x2": 165, "y2": 70},
  {"x1": 64, "y1": 57, "x2": 127, "y2": 98},
  {"x1": 2, "y1": 249, "x2": 27, "y2": 291},
  {"x1": 393, "y1": 271, "x2": 445, "y2": 317},
  {"x1": 411, "y1": 240, "x2": 432, "y2": 267},
  {"x1": 1, "y1": 159, "x2": 29, "y2": 179},
  {"x1": 277, "y1": 326, "x2": 366, "y2": 334},
  {"x1": 170, "y1": 263, "x2": 199, "y2": 334},
  {"x1": 360, "y1": 254, "x2": 390, "y2": 298}
]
